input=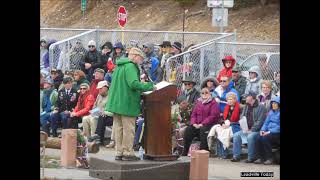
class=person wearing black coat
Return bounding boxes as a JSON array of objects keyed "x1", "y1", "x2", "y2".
[
  {"x1": 50, "y1": 77, "x2": 79, "y2": 135},
  {"x1": 80, "y1": 40, "x2": 102, "y2": 81}
]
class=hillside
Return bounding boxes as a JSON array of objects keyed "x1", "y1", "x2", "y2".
[{"x1": 40, "y1": 0, "x2": 279, "y2": 43}]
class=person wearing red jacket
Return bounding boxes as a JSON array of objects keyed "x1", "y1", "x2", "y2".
[
  {"x1": 217, "y1": 56, "x2": 236, "y2": 82},
  {"x1": 182, "y1": 87, "x2": 220, "y2": 156},
  {"x1": 70, "y1": 83, "x2": 95, "y2": 129}
]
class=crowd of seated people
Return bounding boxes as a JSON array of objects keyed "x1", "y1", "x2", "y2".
[{"x1": 40, "y1": 37, "x2": 280, "y2": 164}]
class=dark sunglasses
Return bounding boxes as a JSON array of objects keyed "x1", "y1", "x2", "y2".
[
  {"x1": 201, "y1": 92, "x2": 210, "y2": 95},
  {"x1": 184, "y1": 83, "x2": 193, "y2": 86},
  {"x1": 88, "y1": 45, "x2": 95, "y2": 48},
  {"x1": 80, "y1": 88, "x2": 87, "y2": 90},
  {"x1": 220, "y1": 80, "x2": 228, "y2": 83}
]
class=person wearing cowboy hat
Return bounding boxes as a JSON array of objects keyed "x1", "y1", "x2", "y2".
[
  {"x1": 105, "y1": 47, "x2": 156, "y2": 161},
  {"x1": 200, "y1": 75, "x2": 220, "y2": 98},
  {"x1": 181, "y1": 76, "x2": 200, "y2": 105}
]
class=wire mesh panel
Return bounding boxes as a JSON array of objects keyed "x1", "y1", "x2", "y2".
[
  {"x1": 164, "y1": 34, "x2": 236, "y2": 92},
  {"x1": 40, "y1": 28, "x2": 90, "y2": 41},
  {"x1": 214, "y1": 42, "x2": 280, "y2": 80},
  {"x1": 48, "y1": 30, "x2": 98, "y2": 72}
]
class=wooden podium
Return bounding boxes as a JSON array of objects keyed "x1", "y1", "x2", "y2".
[{"x1": 142, "y1": 82, "x2": 179, "y2": 161}]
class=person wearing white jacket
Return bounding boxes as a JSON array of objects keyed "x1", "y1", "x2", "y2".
[{"x1": 208, "y1": 120, "x2": 233, "y2": 159}]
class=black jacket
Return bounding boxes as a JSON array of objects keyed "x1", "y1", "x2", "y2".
[
  {"x1": 81, "y1": 50, "x2": 103, "y2": 69},
  {"x1": 55, "y1": 87, "x2": 79, "y2": 112}
]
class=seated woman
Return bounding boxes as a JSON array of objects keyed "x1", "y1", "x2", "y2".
[
  {"x1": 257, "y1": 80, "x2": 276, "y2": 111},
  {"x1": 223, "y1": 92, "x2": 242, "y2": 134},
  {"x1": 254, "y1": 96, "x2": 280, "y2": 165},
  {"x1": 208, "y1": 119, "x2": 233, "y2": 159},
  {"x1": 69, "y1": 83, "x2": 95, "y2": 129},
  {"x1": 182, "y1": 87, "x2": 220, "y2": 156},
  {"x1": 200, "y1": 75, "x2": 220, "y2": 98},
  {"x1": 171, "y1": 95, "x2": 193, "y2": 155}
]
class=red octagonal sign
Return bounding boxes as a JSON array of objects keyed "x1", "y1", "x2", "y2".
[{"x1": 117, "y1": 6, "x2": 127, "y2": 27}]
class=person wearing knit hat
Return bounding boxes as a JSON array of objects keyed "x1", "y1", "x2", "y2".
[
  {"x1": 88, "y1": 40, "x2": 96, "y2": 47},
  {"x1": 172, "y1": 42, "x2": 182, "y2": 54},
  {"x1": 105, "y1": 45, "x2": 155, "y2": 161},
  {"x1": 80, "y1": 39, "x2": 102, "y2": 82}
]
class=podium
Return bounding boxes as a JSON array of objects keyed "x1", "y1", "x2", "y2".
[{"x1": 142, "y1": 82, "x2": 179, "y2": 161}]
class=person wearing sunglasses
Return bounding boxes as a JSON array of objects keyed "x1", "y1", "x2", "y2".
[
  {"x1": 217, "y1": 56, "x2": 237, "y2": 82},
  {"x1": 80, "y1": 40, "x2": 102, "y2": 81},
  {"x1": 105, "y1": 47, "x2": 156, "y2": 161},
  {"x1": 182, "y1": 87, "x2": 220, "y2": 156},
  {"x1": 214, "y1": 75, "x2": 240, "y2": 114},
  {"x1": 69, "y1": 83, "x2": 95, "y2": 129},
  {"x1": 181, "y1": 76, "x2": 200, "y2": 105},
  {"x1": 242, "y1": 65, "x2": 263, "y2": 101}
]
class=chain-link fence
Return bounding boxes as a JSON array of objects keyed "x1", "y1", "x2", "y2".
[
  {"x1": 164, "y1": 34, "x2": 237, "y2": 91},
  {"x1": 164, "y1": 41, "x2": 279, "y2": 92},
  {"x1": 47, "y1": 28, "x2": 234, "y2": 72},
  {"x1": 215, "y1": 42, "x2": 280, "y2": 80},
  {"x1": 40, "y1": 28, "x2": 90, "y2": 41}
]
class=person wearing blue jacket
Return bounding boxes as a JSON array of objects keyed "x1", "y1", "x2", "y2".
[
  {"x1": 214, "y1": 75, "x2": 240, "y2": 113},
  {"x1": 254, "y1": 96, "x2": 280, "y2": 165}
]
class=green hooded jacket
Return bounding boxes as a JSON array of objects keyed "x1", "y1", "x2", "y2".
[{"x1": 105, "y1": 58, "x2": 153, "y2": 117}]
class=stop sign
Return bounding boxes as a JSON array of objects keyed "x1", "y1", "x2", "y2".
[{"x1": 117, "y1": 6, "x2": 127, "y2": 27}]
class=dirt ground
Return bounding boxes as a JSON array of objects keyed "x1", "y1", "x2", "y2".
[{"x1": 40, "y1": 0, "x2": 279, "y2": 43}]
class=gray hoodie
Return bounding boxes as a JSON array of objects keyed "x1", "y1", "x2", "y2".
[{"x1": 244, "y1": 66, "x2": 262, "y2": 96}]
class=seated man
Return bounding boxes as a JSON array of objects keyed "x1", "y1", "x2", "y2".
[
  {"x1": 82, "y1": 81, "x2": 110, "y2": 139},
  {"x1": 171, "y1": 95, "x2": 193, "y2": 155},
  {"x1": 40, "y1": 79, "x2": 58, "y2": 136},
  {"x1": 50, "y1": 77, "x2": 79, "y2": 134},
  {"x1": 231, "y1": 91, "x2": 267, "y2": 163}
]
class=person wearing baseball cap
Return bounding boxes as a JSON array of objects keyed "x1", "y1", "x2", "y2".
[
  {"x1": 105, "y1": 47, "x2": 156, "y2": 161},
  {"x1": 82, "y1": 80, "x2": 112, "y2": 145},
  {"x1": 232, "y1": 65, "x2": 247, "y2": 99},
  {"x1": 89, "y1": 68, "x2": 105, "y2": 101},
  {"x1": 231, "y1": 90, "x2": 267, "y2": 163},
  {"x1": 40, "y1": 77, "x2": 58, "y2": 137}
]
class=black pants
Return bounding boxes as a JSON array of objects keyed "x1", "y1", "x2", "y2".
[
  {"x1": 183, "y1": 124, "x2": 213, "y2": 155},
  {"x1": 95, "y1": 116, "x2": 113, "y2": 142},
  {"x1": 68, "y1": 116, "x2": 82, "y2": 129},
  {"x1": 256, "y1": 133, "x2": 280, "y2": 160}
]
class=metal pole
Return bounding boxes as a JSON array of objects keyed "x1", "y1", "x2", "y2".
[
  {"x1": 220, "y1": 0, "x2": 224, "y2": 33},
  {"x1": 182, "y1": 7, "x2": 185, "y2": 48}
]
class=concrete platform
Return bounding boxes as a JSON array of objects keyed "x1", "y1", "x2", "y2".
[{"x1": 89, "y1": 153, "x2": 190, "y2": 180}]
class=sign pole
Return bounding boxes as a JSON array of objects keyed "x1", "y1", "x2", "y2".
[{"x1": 121, "y1": 26, "x2": 124, "y2": 45}]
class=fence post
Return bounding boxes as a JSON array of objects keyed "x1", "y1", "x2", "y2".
[
  {"x1": 164, "y1": 32, "x2": 169, "y2": 41},
  {"x1": 112, "y1": 31, "x2": 117, "y2": 45},
  {"x1": 200, "y1": 48, "x2": 205, "y2": 82}
]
